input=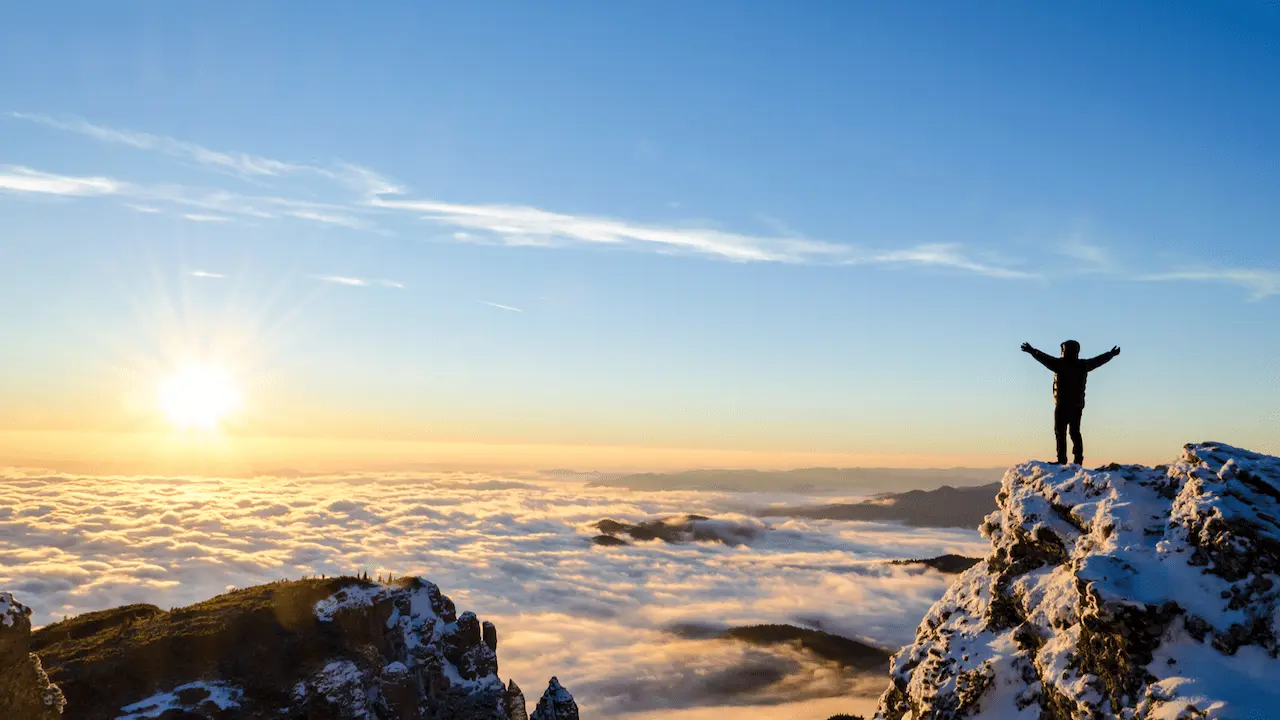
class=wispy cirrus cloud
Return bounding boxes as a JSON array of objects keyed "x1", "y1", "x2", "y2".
[
  {"x1": 188, "y1": 270, "x2": 226, "y2": 279},
  {"x1": 858, "y1": 243, "x2": 1037, "y2": 279},
  {"x1": 12, "y1": 112, "x2": 1275, "y2": 299},
  {"x1": 1137, "y1": 269, "x2": 1280, "y2": 301},
  {"x1": 481, "y1": 301, "x2": 523, "y2": 313},
  {"x1": 10, "y1": 112, "x2": 299, "y2": 178},
  {"x1": 182, "y1": 213, "x2": 231, "y2": 223},
  {"x1": 1055, "y1": 237, "x2": 1116, "y2": 273},
  {"x1": 316, "y1": 275, "x2": 370, "y2": 287},
  {"x1": 316, "y1": 275, "x2": 404, "y2": 289},
  {"x1": 372, "y1": 196, "x2": 1041, "y2": 276},
  {"x1": 6, "y1": 112, "x2": 1035, "y2": 277},
  {"x1": 0, "y1": 165, "x2": 121, "y2": 196},
  {"x1": 9, "y1": 112, "x2": 398, "y2": 197},
  {"x1": 373, "y1": 196, "x2": 852, "y2": 263}
]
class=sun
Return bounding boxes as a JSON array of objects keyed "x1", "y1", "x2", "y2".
[{"x1": 158, "y1": 365, "x2": 241, "y2": 430}]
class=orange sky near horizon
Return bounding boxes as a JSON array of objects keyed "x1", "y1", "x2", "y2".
[{"x1": 0, "y1": 429, "x2": 1041, "y2": 477}]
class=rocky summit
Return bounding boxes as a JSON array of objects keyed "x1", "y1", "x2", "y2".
[
  {"x1": 877, "y1": 442, "x2": 1280, "y2": 719},
  {"x1": 6, "y1": 576, "x2": 574, "y2": 720}
]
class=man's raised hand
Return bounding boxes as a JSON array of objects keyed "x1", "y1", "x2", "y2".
[
  {"x1": 1111, "y1": 346, "x2": 1121, "y2": 356},
  {"x1": 1021, "y1": 342, "x2": 1034, "y2": 353}
]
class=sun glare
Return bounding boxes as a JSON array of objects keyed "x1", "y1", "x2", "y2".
[{"x1": 158, "y1": 365, "x2": 241, "y2": 431}]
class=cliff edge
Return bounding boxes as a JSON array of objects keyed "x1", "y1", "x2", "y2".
[{"x1": 877, "y1": 442, "x2": 1280, "y2": 719}]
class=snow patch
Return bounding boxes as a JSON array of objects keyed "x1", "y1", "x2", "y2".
[{"x1": 116, "y1": 681, "x2": 243, "y2": 719}]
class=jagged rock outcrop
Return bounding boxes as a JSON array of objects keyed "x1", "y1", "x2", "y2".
[
  {"x1": 505, "y1": 679, "x2": 530, "y2": 720},
  {"x1": 0, "y1": 592, "x2": 65, "y2": 719},
  {"x1": 16, "y1": 576, "x2": 574, "y2": 720},
  {"x1": 531, "y1": 676, "x2": 580, "y2": 720},
  {"x1": 877, "y1": 442, "x2": 1280, "y2": 719}
]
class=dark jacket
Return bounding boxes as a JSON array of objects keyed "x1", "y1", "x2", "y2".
[{"x1": 1028, "y1": 347, "x2": 1118, "y2": 407}]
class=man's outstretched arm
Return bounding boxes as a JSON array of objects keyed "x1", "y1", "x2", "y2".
[
  {"x1": 1021, "y1": 342, "x2": 1060, "y2": 371},
  {"x1": 1085, "y1": 345, "x2": 1121, "y2": 371}
]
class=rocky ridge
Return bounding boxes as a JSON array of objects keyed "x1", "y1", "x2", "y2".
[
  {"x1": 0, "y1": 592, "x2": 65, "y2": 719},
  {"x1": 876, "y1": 442, "x2": 1280, "y2": 719},
  {"x1": 12, "y1": 576, "x2": 576, "y2": 720}
]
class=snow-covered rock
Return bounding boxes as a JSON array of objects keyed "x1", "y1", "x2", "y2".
[
  {"x1": 17, "y1": 576, "x2": 574, "y2": 720},
  {"x1": 0, "y1": 592, "x2": 65, "y2": 719},
  {"x1": 877, "y1": 442, "x2": 1280, "y2": 719},
  {"x1": 531, "y1": 676, "x2": 580, "y2": 720}
]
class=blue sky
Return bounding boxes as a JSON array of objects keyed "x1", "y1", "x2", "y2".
[{"x1": 1, "y1": 2, "x2": 1278, "y2": 467}]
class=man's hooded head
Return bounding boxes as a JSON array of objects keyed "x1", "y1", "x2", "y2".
[{"x1": 1061, "y1": 340, "x2": 1081, "y2": 359}]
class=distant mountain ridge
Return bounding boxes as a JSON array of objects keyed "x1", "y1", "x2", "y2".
[
  {"x1": 588, "y1": 467, "x2": 1004, "y2": 494},
  {"x1": 759, "y1": 483, "x2": 1002, "y2": 528}
]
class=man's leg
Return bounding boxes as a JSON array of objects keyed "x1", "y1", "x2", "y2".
[
  {"x1": 1069, "y1": 408, "x2": 1084, "y2": 465},
  {"x1": 1054, "y1": 405, "x2": 1068, "y2": 464}
]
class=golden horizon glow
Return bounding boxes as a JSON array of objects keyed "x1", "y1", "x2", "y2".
[{"x1": 158, "y1": 365, "x2": 242, "y2": 431}]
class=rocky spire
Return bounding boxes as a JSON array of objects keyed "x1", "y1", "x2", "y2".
[
  {"x1": 0, "y1": 592, "x2": 65, "y2": 719},
  {"x1": 504, "y1": 679, "x2": 529, "y2": 720},
  {"x1": 530, "y1": 676, "x2": 579, "y2": 720}
]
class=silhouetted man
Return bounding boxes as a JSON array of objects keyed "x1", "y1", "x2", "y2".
[{"x1": 1021, "y1": 340, "x2": 1120, "y2": 466}]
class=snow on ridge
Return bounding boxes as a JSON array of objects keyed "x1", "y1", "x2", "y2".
[
  {"x1": 313, "y1": 582, "x2": 389, "y2": 622},
  {"x1": 1, "y1": 590, "x2": 25, "y2": 627},
  {"x1": 116, "y1": 681, "x2": 243, "y2": 719},
  {"x1": 878, "y1": 442, "x2": 1280, "y2": 719}
]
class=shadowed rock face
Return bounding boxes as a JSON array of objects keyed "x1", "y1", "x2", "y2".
[
  {"x1": 0, "y1": 592, "x2": 65, "y2": 719},
  {"x1": 505, "y1": 680, "x2": 529, "y2": 720},
  {"x1": 876, "y1": 443, "x2": 1280, "y2": 719},
  {"x1": 888, "y1": 554, "x2": 982, "y2": 574},
  {"x1": 12, "y1": 576, "x2": 575, "y2": 720}
]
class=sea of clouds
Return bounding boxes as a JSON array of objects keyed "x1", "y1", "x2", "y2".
[{"x1": 0, "y1": 468, "x2": 987, "y2": 719}]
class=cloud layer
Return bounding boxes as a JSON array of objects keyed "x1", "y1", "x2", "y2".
[{"x1": 0, "y1": 468, "x2": 986, "y2": 718}]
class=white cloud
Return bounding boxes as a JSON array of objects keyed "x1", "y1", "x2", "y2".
[
  {"x1": 182, "y1": 213, "x2": 231, "y2": 223},
  {"x1": 316, "y1": 275, "x2": 370, "y2": 287},
  {"x1": 4, "y1": 112, "x2": 1046, "y2": 281},
  {"x1": 277, "y1": 207, "x2": 369, "y2": 229},
  {"x1": 1056, "y1": 238, "x2": 1115, "y2": 272},
  {"x1": 11, "y1": 112, "x2": 396, "y2": 197},
  {"x1": 1138, "y1": 269, "x2": 1280, "y2": 300},
  {"x1": 0, "y1": 468, "x2": 988, "y2": 716},
  {"x1": 481, "y1": 301, "x2": 523, "y2": 312},
  {"x1": 860, "y1": 243, "x2": 1038, "y2": 279},
  {"x1": 189, "y1": 270, "x2": 226, "y2": 279},
  {"x1": 11, "y1": 112, "x2": 302, "y2": 178},
  {"x1": 0, "y1": 165, "x2": 121, "y2": 196},
  {"x1": 125, "y1": 204, "x2": 162, "y2": 214},
  {"x1": 314, "y1": 276, "x2": 404, "y2": 289},
  {"x1": 373, "y1": 196, "x2": 853, "y2": 263}
]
